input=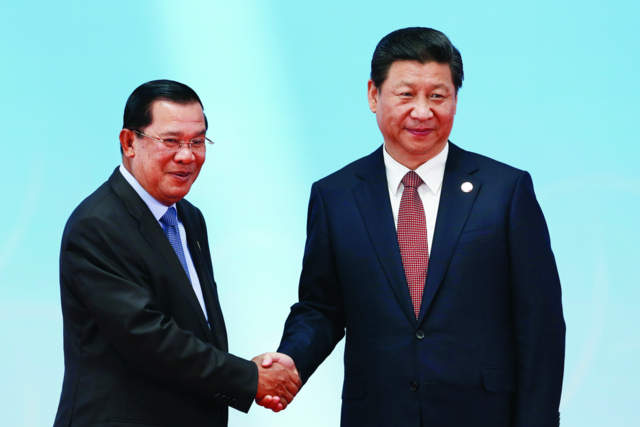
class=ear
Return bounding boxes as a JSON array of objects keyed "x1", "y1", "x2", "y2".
[
  {"x1": 367, "y1": 79, "x2": 379, "y2": 113},
  {"x1": 119, "y1": 129, "x2": 136, "y2": 158}
]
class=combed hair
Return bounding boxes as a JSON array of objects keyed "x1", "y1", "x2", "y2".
[
  {"x1": 123, "y1": 79, "x2": 207, "y2": 131},
  {"x1": 371, "y1": 27, "x2": 463, "y2": 92}
]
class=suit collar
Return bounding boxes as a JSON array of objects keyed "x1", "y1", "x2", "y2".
[
  {"x1": 353, "y1": 143, "x2": 482, "y2": 325},
  {"x1": 118, "y1": 164, "x2": 171, "y2": 222},
  {"x1": 107, "y1": 168, "x2": 216, "y2": 341},
  {"x1": 353, "y1": 147, "x2": 418, "y2": 325},
  {"x1": 382, "y1": 142, "x2": 449, "y2": 197},
  {"x1": 177, "y1": 203, "x2": 227, "y2": 348},
  {"x1": 418, "y1": 143, "x2": 481, "y2": 323}
]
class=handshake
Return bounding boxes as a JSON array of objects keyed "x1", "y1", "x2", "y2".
[{"x1": 252, "y1": 352, "x2": 302, "y2": 412}]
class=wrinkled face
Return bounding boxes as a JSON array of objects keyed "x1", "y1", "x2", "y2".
[
  {"x1": 368, "y1": 60, "x2": 457, "y2": 168},
  {"x1": 120, "y1": 100, "x2": 206, "y2": 205}
]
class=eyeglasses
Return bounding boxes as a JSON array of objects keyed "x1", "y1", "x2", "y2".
[{"x1": 134, "y1": 130, "x2": 214, "y2": 153}]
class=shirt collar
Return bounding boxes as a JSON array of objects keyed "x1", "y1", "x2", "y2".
[
  {"x1": 383, "y1": 142, "x2": 449, "y2": 196},
  {"x1": 119, "y1": 164, "x2": 176, "y2": 221}
]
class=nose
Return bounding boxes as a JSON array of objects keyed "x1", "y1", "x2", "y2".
[
  {"x1": 410, "y1": 97, "x2": 434, "y2": 120},
  {"x1": 173, "y1": 143, "x2": 196, "y2": 163}
]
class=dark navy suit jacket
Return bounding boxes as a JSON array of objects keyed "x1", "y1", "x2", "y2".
[
  {"x1": 278, "y1": 143, "x2": 565, "y2": 427},
  {"x1": 54, "y1": 169, "x2": 257, "y2": 427}
]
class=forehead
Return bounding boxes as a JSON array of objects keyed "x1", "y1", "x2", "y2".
[
  {"x1": 148, "y1": 99, "x2": 205, "y2": 128},
  {"x1": 384, "y1": 60, "x2": 454, "y2": 88}
]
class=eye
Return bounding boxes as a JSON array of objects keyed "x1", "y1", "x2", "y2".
[
  {"x1": 162, "y1": 138, "x2": 180, "y2": 146},
  {"x1": 190, "y1": 138, "x2": 205, "y2": 146},
  {"x1": 430, "y1": 93, "x2": 444, "y2": 99}
]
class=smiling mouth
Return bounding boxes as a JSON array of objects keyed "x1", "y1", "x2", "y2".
[
  {"x1": 169, "y1": 171, "x2": 193, "y2": 181},
  {"x1": 406, "y1": 128, "x2": 434, "y2": 136}
]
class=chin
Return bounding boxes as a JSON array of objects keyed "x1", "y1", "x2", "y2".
[
  {"x1": 161, "y1": 190, "x2": 190, "y2": 205},
  {"x1": 406, "y1": 144, "x2": 437, "y2": 156},
  {"x1": 174, "y1": 191, "x2": 190, "y2": 202},
  {"x1": 414, "y1": 139, "x2": 444, "y2": 152}
]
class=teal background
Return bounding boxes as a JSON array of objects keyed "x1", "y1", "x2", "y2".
[{"x1": 1, "y1": 1, "x2": 638, "y2": 425}]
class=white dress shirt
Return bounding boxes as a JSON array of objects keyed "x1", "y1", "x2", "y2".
[
  {"x1": 382, "y1": 142, "x2": 449, "y2": 253},
  {"x1": 119, "y1": 165, "x2": 208, "y2": 320}
]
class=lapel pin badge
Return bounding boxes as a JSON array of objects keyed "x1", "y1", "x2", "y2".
[
  {"x1": 460, "y1": 181, "x2": 474, "y2": 193},
  {"x1": 196, "y1": 241, "x2": 201, "y2": 251}
]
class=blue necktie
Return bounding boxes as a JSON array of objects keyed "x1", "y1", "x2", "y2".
[{"x1": 160, "y1": 207, "x2": 191, "y2": 282}]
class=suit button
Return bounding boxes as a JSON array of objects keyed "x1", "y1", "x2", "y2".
[
  {"x1": 415, "y1": 329, "x2": 425, "y2": 340},
  {"x1": 409, "y1": 381, "x2": 419, "y2": 392}
]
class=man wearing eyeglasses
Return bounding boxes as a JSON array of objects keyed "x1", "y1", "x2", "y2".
[{"x1": 54, "y1": 80, "x2": 300, "y2": 426}]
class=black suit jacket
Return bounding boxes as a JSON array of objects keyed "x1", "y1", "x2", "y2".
[
  {"x1": 278, "y1": 144, "x2": 565, "y2": 427},
  {"x1": 54, "y1": 168, "x2": 257, "y2": 427}
]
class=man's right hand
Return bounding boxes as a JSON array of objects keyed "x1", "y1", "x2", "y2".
[{"x1": 252, "y1": 352, "x2": 301, "y2": 412}]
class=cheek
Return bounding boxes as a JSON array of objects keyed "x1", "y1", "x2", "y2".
[
  {"x1": 381, "y1": 107, "x2": 403, "y2": 130},
  {"x1": 197, "y1": 154, "x2": 205, "y2": 168},
  {"x1": 147, "y1": 158, "x2": 171, "y2": 182},
  {"x1": 192, "y1": 158, "x2": 205, "y2": 177},
  {"x1": 436, "y1": 107, "x2": 456, "y2": 127}
]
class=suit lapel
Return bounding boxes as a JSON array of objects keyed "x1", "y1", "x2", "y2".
[
  {"x1": 178, "y1": 202, "x2": 227, "y2": 349},
  {"x1": 353, "y1": 147, "x2": 417, "y2": 326},
  {"x1": 418, "y1": 143, "x2": 481, "y2": 323},
  {"x1": 108, "y1": 169, "x2": 213, "y2": 339}
]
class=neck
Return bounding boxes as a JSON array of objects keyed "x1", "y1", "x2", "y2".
[{"x1": 385, "y1": 141, "x2": 446, "y2": 170}]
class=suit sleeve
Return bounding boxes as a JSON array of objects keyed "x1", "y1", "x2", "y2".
[
  {"x1": 508, "y1": 172, "x2": 566, "y2": 427},
  {"x1": 277, "y1": 182, "x2": 346, "y2": 383},
  {"x1": 60, "y1": 215, "x2": 258, "y2": 412}
]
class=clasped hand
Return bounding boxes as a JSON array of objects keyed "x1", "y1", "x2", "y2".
[{"x1": 252, "y1": 352, "x2": 301, "y2": 412}]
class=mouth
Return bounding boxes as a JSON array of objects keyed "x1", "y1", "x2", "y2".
[
  {"x1": 168, "y1": 171, "x2": 193, "y2": 182},
  {"x1": 405, "y1": 127, "x2": 434, "y2": 137}
]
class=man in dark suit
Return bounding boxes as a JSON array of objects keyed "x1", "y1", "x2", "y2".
[
  {"x1": 54, "y1": 80, "x2": 300, "y2": 426},
  {"x1": 260, "y1": 28, "x2": 565, "y2": 426}
]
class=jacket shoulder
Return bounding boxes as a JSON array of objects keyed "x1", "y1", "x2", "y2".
[
  {"x1": 65, "y1": 180, "x2": 119, "y2": 226},
  {"x1": 453, "y1": 144, "x2": 527, "y2": 182},
  {"x1": 314, "y1": 147, "x2": 381, "y2": 190},
  {"x1": 62, "y1": 169, "x2": 138, "y2": 244}
]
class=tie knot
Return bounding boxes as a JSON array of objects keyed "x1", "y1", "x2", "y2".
[
  {"x1": 402, "y1": 171, "x2": 423, "y2": 189},
  {"x1": 160, "y1": 207, "x2": 179, "y2": 227}
]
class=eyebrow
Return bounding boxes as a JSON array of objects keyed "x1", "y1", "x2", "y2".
[
  {"x1": 396, "y1": 81, "x2": 449, "y2": 89},
  {"x1": 159, "y1": 128, "x2": 207, "y2": 137}
]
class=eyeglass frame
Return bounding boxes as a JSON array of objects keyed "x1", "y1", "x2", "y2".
[{"x1": 133, "y1": 129, "x2": 214, "y2": 152}]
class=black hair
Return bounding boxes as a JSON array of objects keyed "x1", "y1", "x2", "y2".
[
  {"x1": 123, "y1": 79, "x2": 207, "y2": 131},
  {"x1": 371, "y1": 27, "x2": 463, "y2": 92}
]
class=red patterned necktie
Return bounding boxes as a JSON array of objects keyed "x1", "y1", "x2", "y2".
[{"x1": 397, "y1": 171, "x2": 429, "y2": 318}]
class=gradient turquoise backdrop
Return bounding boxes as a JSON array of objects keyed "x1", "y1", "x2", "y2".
[{"x1": 1, "y1": 1, "x2": 638, "y2": 425}]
